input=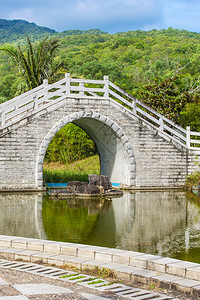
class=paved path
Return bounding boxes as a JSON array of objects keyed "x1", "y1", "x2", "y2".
[
  {"x1": 0, "y1": 259, "x2": 181, "y2": 300},
  {"x1": 0, "y1": 235, "x2": 200, "y2": 299}
]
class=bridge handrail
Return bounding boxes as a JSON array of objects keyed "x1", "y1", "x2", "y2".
[
  {"x1": 108, "y1": 81, "x2": 188, "y2": 146},
  {"x1": 0, "y1": 83, "x2": 46, "y2": 109},
  {"x1": 0, "y1": 73, "x2": 199, "y2": 150}
]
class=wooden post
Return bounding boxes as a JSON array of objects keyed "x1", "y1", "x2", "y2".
[
  {"x1": 65, "y1": 73, "x2": 71, "y2": 96},
  {"x1": 186, "y1": 126, "x2": 190, "y2": 148},
  {"x1": 103, "y1": 75, "x2": 109, "y2": 98}
]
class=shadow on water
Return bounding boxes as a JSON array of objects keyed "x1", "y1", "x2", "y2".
[{"x1": 0, "y1": 190, "x2": 200, "y2": 263}]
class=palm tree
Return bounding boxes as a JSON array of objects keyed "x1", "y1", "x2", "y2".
[{"x1": 0, "y1": 35, "x2": 61, "y2": 89}]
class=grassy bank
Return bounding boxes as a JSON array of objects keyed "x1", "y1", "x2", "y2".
[{"x1": 43, "y1": 155, "x2": 100, "y2": 183}]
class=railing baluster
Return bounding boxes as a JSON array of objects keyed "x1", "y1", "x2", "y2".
[
  {"x1": 33, "y1": 94, "x2": 38, "y2": 109},
  {"x1": 1, "y1": 111, "x2": 5, "y2": 126},
  {"x1": 65, "y1": 73, "x2": 71, "y2": 96},
  {"x1": 104, "y1": 75, "x2": 109, "y2": 98},
  {"x1": 43, "y1": 79, "x2": 48, "y2": 101},
  {"x1": 79, "y1": 81, "x2": 84, "y2": 96},
  {"x1": 132, "y1": 100, "x2": 136, "y2": 114},
  {"x1": 159, "y1": 116, "x2": 164, "y2": 131},
  {"x1": 186, "y1": 126, "x2": 190, "y2": 148}
]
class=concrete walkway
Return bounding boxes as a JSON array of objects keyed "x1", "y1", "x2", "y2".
[{"x1": 0, "y1": 235, "x2": 200, "y2": 299}]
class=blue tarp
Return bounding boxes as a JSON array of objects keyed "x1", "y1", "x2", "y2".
[
  {"x1": 111, "y1": 183, "x2": 120, "y2": 188},
  {"x1": 46, "y1": 183, "x2": 68, "y2": 188},
  {"x1": 46, "y1": 182, "x2": 120, "y2": 188}
]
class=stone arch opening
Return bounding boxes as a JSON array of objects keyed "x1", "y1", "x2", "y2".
[{"x1": 36, "y1": 112, "x2": 136, "y2": 188}]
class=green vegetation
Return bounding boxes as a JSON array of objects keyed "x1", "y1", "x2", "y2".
[
  {"x1": 0, "y1": 19, "x2": 55, "y2": 44},
  {"x1": 42, "y1": 195, "x2": 99, "y2": 242},
  {"x1": 87, "y1": 279, "x2": 104, "y2": 285},
  {"x1": 185, "y1": 158, "x2": 200, "y2": 191},
  {"x1": 185, "y1": 171, "x2": 200, "y2": 191},
  {"x1": 43, "y1": 123, "x2": 99, "y2": 182},
  {"x1": 59, "y1": 274, "x2": 79, "y2": 278},
  {"x1": 45, "y1": 123, "x2": 97, "y2": 165},
  {"x1": 0, "y1": 26, "x2": 200, "y2": 128},
  {"x1": 43, "y1": 155, "x2": 100, "y2": 183},
  {"x1": 0, "y1": 35, "x2": 61, "y2": 89}
]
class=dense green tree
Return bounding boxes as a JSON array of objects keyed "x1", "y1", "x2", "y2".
[
  {"x1": 0, "y1": 35, "x2": 61, "y2": 89},
  {"x1": 138, "y1": 75, "x2": 200, "y2": 124},
  {"x1": 0, "y1": 75, "x2": 26, "y2": 99},
  {"x1": 180, "y1": 103, "x2": 200, "y2": 131},
  {"x1": 45, "y1": 123, "x2": 97, "y2": 164}
]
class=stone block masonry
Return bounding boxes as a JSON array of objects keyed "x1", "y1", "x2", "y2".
[{"x1": 0, "y1": 95, "x2": 199, "y2": 189}]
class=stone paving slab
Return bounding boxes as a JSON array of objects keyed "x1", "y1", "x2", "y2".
[
  {"x1": 0, "y1": 296, "x2": 29, "y2": 300},
  {"x1": 0, "y1": 277, "x2": 9, "y2": 285},
  {"x1": 14, "y1": 250, "x2": 40, "y2": 262},
  {"x1": 129, "y1": 254, "x2": 162, "y2": 269},
  {"x1": 30, "y1": 251, "x2": 56, "y2": 263},
  {"x1": 166, "y1": 261, "x2": 200, "y2": 278},
  {"x1": 13, "y1": 283, "x2": 73, "y2": 295},
  {"x1": 112, "y1": 251, "x2": 142, "y2": 266},
  {"x1": 186, "y1": 266, "x2": 200, "y2": 281},
  {"x1": 0, "y1": 248, "x2": 22, "y2": 260},
  {"x1": 148, "y1": 257, "x2": 181, "y2": 273},
  {"x1": 80, "y1": 293, "x2": 113, "y2": 300}
]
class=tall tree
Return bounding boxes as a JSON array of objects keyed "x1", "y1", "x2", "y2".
[{"x1": 0, "y1": 35, "x2": 61, "y2": 89}]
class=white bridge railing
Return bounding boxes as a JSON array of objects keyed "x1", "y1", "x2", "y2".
[{"x1": 0, "y1": 73, "x2": 199, "y2": 150}]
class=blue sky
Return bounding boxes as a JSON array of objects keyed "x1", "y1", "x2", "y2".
[{"x1": 0, "y1": 0, "x2": 200, "y2": 33}]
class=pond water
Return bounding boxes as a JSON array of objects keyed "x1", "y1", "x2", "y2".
[{"x1": 0, "y1": 190, "x2": 200, "y2": 263}]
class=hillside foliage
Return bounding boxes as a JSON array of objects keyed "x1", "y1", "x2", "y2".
[
  {"x1": 0, "y1": 22, "x2": 200, "y2": 164},
  {"x1": 0, "y1": 19, "x2": 55, "y2": 44}
]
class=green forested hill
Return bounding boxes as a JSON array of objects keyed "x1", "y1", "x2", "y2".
[
  {"x1": 0, "y1": 23, "x2": 200, "y2": 129},
  {"x1": 0, "y1": 19, "x2": 56, "y2": 44}
]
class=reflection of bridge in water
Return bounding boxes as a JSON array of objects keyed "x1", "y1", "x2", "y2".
[
  {"x1": 0, "y1": 193, "x2": 46, "y2": 240},
  {"x1": 0, "y1": 191, "x2": 200, "y2": 258}
]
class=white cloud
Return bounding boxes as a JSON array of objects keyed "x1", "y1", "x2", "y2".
[
  {"x1": 0, "y1": 0, "x2": 200, "y2": 33},
  {"x1": 162, "y1": 0, "x2": 200, "y2": 31},
  {"x1": 9, "y1": 8, "x2": 36, "y2": 22}
]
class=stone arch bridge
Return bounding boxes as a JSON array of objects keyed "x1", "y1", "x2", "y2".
[{"x1": 0, "y1": 73, "x2": 199, "y2": 190}]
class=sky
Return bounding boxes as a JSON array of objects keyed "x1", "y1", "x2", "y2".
[{"x1": 0, "y1": 0, "x2": 200, "y2": 34}]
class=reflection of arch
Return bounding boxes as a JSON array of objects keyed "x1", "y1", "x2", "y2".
[
  {"x1": 36, "y1": 111, "x2": 136, "y2": 188},
  {"x1": 34, "y1": 194, "x2": 47, "y2": 240}
]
